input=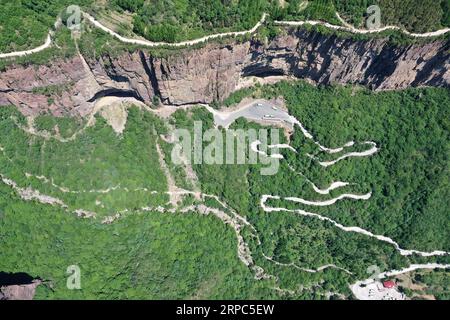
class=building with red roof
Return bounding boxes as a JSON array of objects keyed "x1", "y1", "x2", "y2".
[{"x1": 383, "y1": 280, "x2": 396, "y2": 289}]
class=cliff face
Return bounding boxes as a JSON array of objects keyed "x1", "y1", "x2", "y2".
[
  {"x1": 0, "y1": 281, "x2": 41, "y2": 300},
  {"x1": 257, "y1": 30, "x2": 450, "y2": 90},
  {"x1": 1, "y1": 29, "x2": 449, "y2": 116}
]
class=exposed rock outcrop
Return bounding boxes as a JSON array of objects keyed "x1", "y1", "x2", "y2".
[
  {"x1": 0, "y1": 281, "x2": 41, "y2": 300},
  {"x1": 1, "y1": 29, "x2": 449, "y2": 116},
  {"x1": 0, "y1": 272, "x2": 41, "y2": 300}
]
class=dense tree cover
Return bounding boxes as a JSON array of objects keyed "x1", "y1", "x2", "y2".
[
  {"x1": 0, "y1": 1, "x2": 48, "y2": 52},
  {"x1": 0, "y1": 0, "x2": 93, "y2": 52},
  {"x1": 271, "y1": 0, "x2": 450, "y2": 32},
  {"x1": 333, "y1": 0, "x2": 450, "y2": 32},
  {"x1": 0, "y1": 183, "x2": 275, "y2": 299},
  {"x1": 178, "y1": 83, "x2": 450, "y2": 293},
  {"x1": 1, "y1": 0, "x2": 447, "y2": 55},
  {"x1": 1, "y1": 0, "x2": 448, "y2": 300},
  {"x1": 0, "y1": 103, "x2": 356, "y2": 299},
  {"x1": 114, "y1": 0, "x2": 144, "y2": 13},
  {"x1": 0, "y1": 83, "x2": 449, "y2": 298},
  {"x1": 118, "y1": 0, "x2": 268, "y2": 42},
  {"x1": 443, "y1": 0, "x2": 450, "y2": 27},
  {"x1": 100, "y1": 0, "x2": 450, "y2": 42},
  {"x1": 34, "y1": 114, "x2": 85, "y2": 139},
  {"x1": 250, "y1": 83, "x2": 449, "y2": 253},
  {"x1": 0, "y1": 106, "x2": 170, "y2": 217},
  {"x1": 165, "y1": 96, "x2": 447, "y2": 294}
]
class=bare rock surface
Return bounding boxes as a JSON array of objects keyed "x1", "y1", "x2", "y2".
[
  {"x1": 1, "y1": 29, "x2": 448, "y2": 116},
  {"x1": 0, "y1": 281, "x2": 41, "y2": 300}
]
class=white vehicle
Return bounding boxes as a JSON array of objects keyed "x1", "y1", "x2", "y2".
[
  {"x1": 271, "y1": 106, "x2": 278, "y2": 111},
  {"x1": 256, "y1": 103, "x2": 263, "y2": 107},
  {"x1": 263, "y1": 114, "x2": 275, "y2": 118}
]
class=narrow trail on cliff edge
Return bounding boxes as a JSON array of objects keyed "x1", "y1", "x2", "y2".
[
  {"x1": 1, "y1": 9, "x2": 450, "y2": 59},
  {"x1": 275, "y1": 12, "x2": 450, "y2": 38}
]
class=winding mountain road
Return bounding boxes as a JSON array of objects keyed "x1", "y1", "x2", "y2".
[
  {"x1": 276, "y1": 12, "x2": 450, "y2": 38},
  {"x1": 0, "y1": 12, "x2": 266, "y2": 59},
  {"x1": 1, "y1": 9, "x2": 449, "y2": 59},
  {"x1": 3, "y1": 94, "x2": 449, "y2": 299},
  {"x1": 0, "y1": 34, "x2": 52, "y2": 59},
  {"x1": 83, "y1": 12, "x2": 267, "y2": 48}
]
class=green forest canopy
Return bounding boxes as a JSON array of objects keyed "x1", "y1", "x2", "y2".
[
  {"x1": 0, "y1": 82, "x2": 449, "y2": 299},
  {"x1": 1, "y1": 0, "x2": 448, "y2": 51}
]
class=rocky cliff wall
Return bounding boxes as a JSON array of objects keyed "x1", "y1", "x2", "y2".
[{"x1": 1, "y1": 29, "x2": 449, "y2": 116}]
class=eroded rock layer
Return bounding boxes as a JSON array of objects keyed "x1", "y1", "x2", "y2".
[{"x1": 1, "y1": 29, "x2": 449, "y2": 116}]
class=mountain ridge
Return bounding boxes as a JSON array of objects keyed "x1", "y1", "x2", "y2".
[{"x1": 1, "y1": 29, "x2": 449, "y2": 117}]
